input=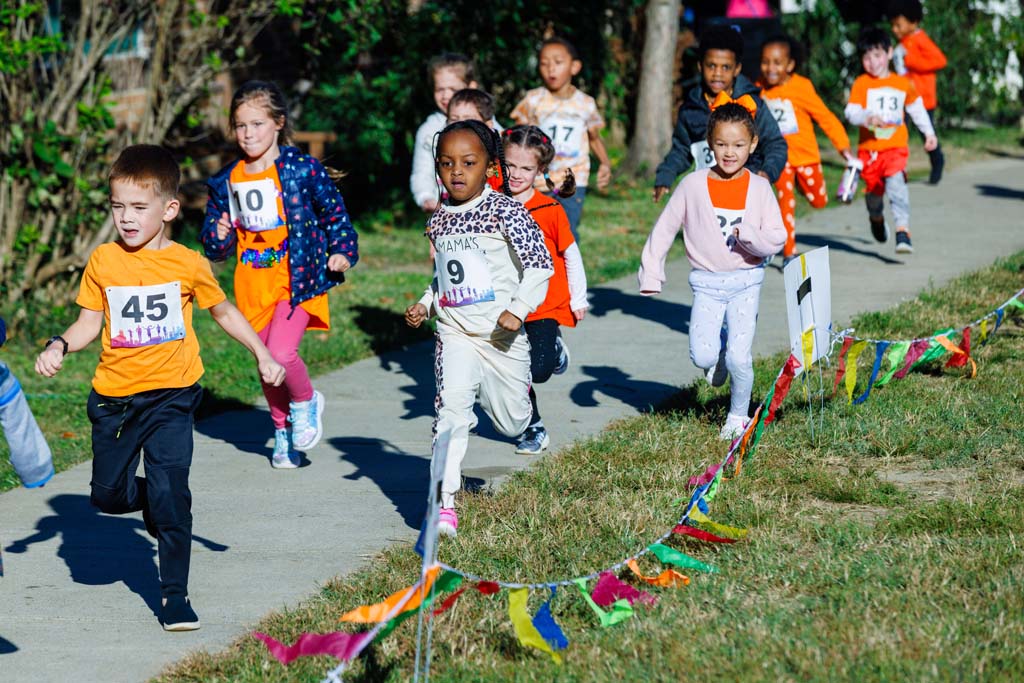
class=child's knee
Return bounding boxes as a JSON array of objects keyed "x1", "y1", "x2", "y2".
[
  {"x1": 690, "y1": 344, "x2": 719, "y2": 370},
  {"x1": 90, "y1": 482, "x2": 132, "y2": 514}
]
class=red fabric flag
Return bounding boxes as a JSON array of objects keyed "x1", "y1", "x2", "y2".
[
  {"x1": 765, "y1": 355, "x2": 801, "y2": 425},
  {"x1": 831, "y1": 337, "x2": 854, "y2": 395},
  {"x1": 672, "y1": 524, "x2": 738, "y2": 544}
]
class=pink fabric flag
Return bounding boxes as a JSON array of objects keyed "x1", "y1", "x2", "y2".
[
  {"x1": 253, "y1": 631, "x2": 372, "y2": 665},
  {"x1": 893, "y1": 339, "x2": 931, "y2": 380},
  {"x1": 688, "y1": 463, "x2": 721, "y2": 489},
  {"x1": 590, "y1": 571, "x2": 657, "y2": 607}
]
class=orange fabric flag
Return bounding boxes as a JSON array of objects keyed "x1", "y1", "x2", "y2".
[
  {"x1": 340, "y1": 566, "x2": 441, "y2": 623},
  {"x1": 627, "y1": 559, "x2": 690, "y2": 587},
  {"x1": 935, "y1": 334, "x2": 977, "y2": 378}
]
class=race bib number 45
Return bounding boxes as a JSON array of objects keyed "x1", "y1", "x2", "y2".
[
  {"x1": 228, "y1": 178, "x2": 284, "y2": 232},
  {"x1": 107, "y1": 282, "x2": 186, "y2": 349},
  {"x1": 436, "y1": 249, "x2": 495, "y2": 309},
  {"x1": 691, "y1": 140, "x2": 715, "y2": 170},
  {"x1": 764, "y1": 98, "x2": 799, "y2": 136}
]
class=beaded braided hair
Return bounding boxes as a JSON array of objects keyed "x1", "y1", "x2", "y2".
[
  {"x1": 434, "y1": 119, "x2": 512, "y2": 197},
  {"x1": 501, "y1": 124, "x2": 576, "y2": 198}
]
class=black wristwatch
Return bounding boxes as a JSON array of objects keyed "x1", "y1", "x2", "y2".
[{"x1": 45, "y1": 335, "x2": 69, "y2": 356}]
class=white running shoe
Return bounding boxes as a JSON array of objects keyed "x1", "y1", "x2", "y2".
[
  {"x1": 290, "y1": 390, "x2": 324, "y2": 450},
  {"x1": 271, "y1": 428, "x2": 298, "y2": 469},
  {"x1": 718, "y1": 413, "x2": 749, "y2": 441}
]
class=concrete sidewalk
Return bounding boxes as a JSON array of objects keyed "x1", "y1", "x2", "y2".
[{"x1": 1, "y1": 156, "x2": 1021, "y2": 682}]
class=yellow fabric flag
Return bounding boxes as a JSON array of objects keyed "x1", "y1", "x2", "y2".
[
  {"x1": 687, "y1": 510, "x2": 749, "y2": 540},
  {"x1": 980, "y1": 319, "x2": 989, "y2": 344},
  {"x1": 844, "y1": 340, "x2": 868, "y2": 404},
  {"x1": 508, "y1": 588, "x2": 562, "y2": 664}
]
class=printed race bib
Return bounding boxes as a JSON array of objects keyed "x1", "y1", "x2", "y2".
[
  {"x1": 715, "y1": 208, "x2": 745, "y2": 243},
  {"x1": 436, "y1": 249, "x2": 495, "y2": 308},
  {"x1": 691, "y1": 140, "x2": 715, "y2": 170},
  {"x1": 227, "y1": 178, "x2": 283, "y2": 232},
  {"x1": 540, "y1": 112, "x2": 586, "y2": 165},
  {"x1": 107, "y1": 282, "x2": 186, "y2": 349},
  {"x1": 866, "y1": 86, "x2": 906, "y2": 138},
  {"x1": 764, "y1": 98, "x2": 799, "y2": 136}
]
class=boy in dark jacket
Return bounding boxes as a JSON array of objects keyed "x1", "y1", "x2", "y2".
[{"x1": 654, "y1": 25, "x2": 788, "y2": 201}]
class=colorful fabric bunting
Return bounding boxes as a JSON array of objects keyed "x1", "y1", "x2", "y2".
[
  {"x1": 340, "y1": 566, "x2": 443, "y2": 623},
  {"x1": 531, "y1": 588, "x2": 569, "y2": 651},
  {"x1": 765, "y1": 355, "x2": 801, "y2": 424},
  {"x1": 979, "y1": 318, "x2": 989, "y2": 345},
  {"x1": 648, "y1": 543, "x2": 718, "y2": 574},
  {"x1": 375, "y1": 571, "x2": 463, "y2": 640},
  {"x1": 945, "y1": 327, "x2": 973, "y2": 371},
  {"x1": 935, "y1": 333, "x2": 977, "y2": 378},
  {"x1": 831, "y1": 336, "x2": 854, "y2": 395},
  {"x1": 894, "y1": 339, "x2": 931, "y2": 380},
  {"x1": 704, "y1": 467, "x2": 724, "y2": 503},
  {"x1": 744, "y1": 405, "x2": 767, "y2": 457},
  {"x1": 852, "y1": 342, "x2": 888, "y2": 404},
  {"x1": 476, "y1": 581, "x2": 501, "y2": 595},
  {"x1": 689, "y1": 463, "x2": 720, "y2": 489},
  {"x1": 911, "y1": 328, "x2": 955, "y2": 369},
  {"x1": 1008, "y1": 298, "x2": 1024, "y2": 311},
  {"x1": 254, "y1": 631, "x2": 372, "y2": 665},
  {"x1": 591, "y1": 571, "x2": 657, "y2": 607},
  {"x1": 844, "y1": 340, "x2": 869, "y2": 403},
  {"x1": 626, "y1": 559, "x2": 690, "y2": 587},
  {"x1": 574, "y1": 578, "x2": 633, "y2": 627},
  {"x1": 509, "y1": 588, "x2": 562, "y2": 663},
  {"x1": 673, "y1": 524, "x2": 738, "y2": 544},
  {"x1": 686, "y1": 510, "x2": 749, "y2": 540},
  {"x1": 994, "y1": 308, "x2": 1004, "y2": 334},
  {"x1": 874, "y1": 341, "x2": 911, "y2": 387}
]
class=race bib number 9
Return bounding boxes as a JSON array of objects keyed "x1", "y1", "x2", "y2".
[
  {"x1": 541, "y1": 112, "x2": 586, "y2": 165},
  {"x1": 436, "y1": 249, "x2": 495, "y2": 308},
  {"x1": 765, "y1": 98, "x2": 799, "y2": 136},
  {"x1": 866, "y1": 86, "x2": 906, "y2": 138},
  {"x1": 691, "y1": 140, "x2": 715, "y2": 170},
  {"x1": 228, "y1": 178, "x2": 283, "y2": 232},
  {"x1": 106, "y1": 282, "x2": 186, "y2": 349}
]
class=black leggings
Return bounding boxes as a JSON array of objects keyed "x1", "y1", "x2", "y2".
[{"x1": 525, "y1": 318, "x2": 560, "y2": 427}]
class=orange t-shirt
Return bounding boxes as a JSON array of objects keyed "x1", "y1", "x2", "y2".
[
  {"x1": 848, "y1": 73, "x2": 921, "y2": 152},
  {"x1": 524, "y1": 191, "x2": 576, "y2": 327},
  {"x1": 899, "y1": 29, "x2": 946, "y2": 110},
  {"x1": 760, "y1": 74, "x2": 851, "y2": 168},
  {"x1": 707, "y1": 170, "x2": 750, "y2": 243},
  {"x1": 229, "y1": 163, "x2": 328, "y2": 331},
  {"x1": 76, "y1": 241, "x2": 227, "y2": 397}
]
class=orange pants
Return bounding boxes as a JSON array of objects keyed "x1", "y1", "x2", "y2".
[{"x1": 775, "y1": 162, "x2": 828, "y2": 257}]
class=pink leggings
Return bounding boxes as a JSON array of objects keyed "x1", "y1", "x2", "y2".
[{"x1": 258, "y1": 301, "x2": 315, "y2": 429}]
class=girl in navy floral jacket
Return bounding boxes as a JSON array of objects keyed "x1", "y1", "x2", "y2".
[{"x1": 201, "y1": 81, "x2": 358, "y2": 469}]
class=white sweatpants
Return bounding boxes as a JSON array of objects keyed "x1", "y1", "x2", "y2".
[
  {"x1": 432, "y1": 325, "x2": 532, "y2": 508},
  {"x1": 688, "y1": 267, "x2": 765, "y2": 418}
]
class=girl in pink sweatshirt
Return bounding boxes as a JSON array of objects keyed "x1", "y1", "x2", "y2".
[{"x1": 639, "y1": 103, "x2": 786, "y2": 439}]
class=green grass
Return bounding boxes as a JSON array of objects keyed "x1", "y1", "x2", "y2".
[{"x1": 153, "y1": 251, "x2": 1024, "y2": 682}]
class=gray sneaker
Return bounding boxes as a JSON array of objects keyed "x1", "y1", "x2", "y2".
[
  {"x1": 553, "y1": 337, "x2": 570, "y2": 375},
  {"x1": 895, "y1": 231, "x2": 913, "y2": 254},
  {"x1": 515, "y1": 425, "x2": 550, "y2": 455}
]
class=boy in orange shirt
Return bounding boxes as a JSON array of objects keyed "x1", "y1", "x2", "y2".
[
  {"x1": 844, "y1": 27, "x2": 938, "y2": 254},
  {"x1": 36, "y1": 145, "x2": 285, "y2": 631},
  {"x1": 889, "y1": 0, "x2": 946, "y2": 184},
  {"x1": 759, "y1": 35, "x2": 853, "y2": 264}
]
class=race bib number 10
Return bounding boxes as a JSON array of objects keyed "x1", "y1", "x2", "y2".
[
  {"x1": 107, "y1": 282, "x2": 186, "y2": 349},
  {"x1": 436, "y1": 249, "x2": 496, "y2": 309},
  {"x1": 228, "y1": 178, "x2": 283, "y2": 232},
  {"x1": 691, "y1": 140, "x2": 715, "y2": 170}
]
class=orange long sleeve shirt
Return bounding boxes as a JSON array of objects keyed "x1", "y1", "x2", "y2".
[
  {"x1": 898, "y1": 29, "x2": 946, "y2": 110},
  {"x1": 760, "y1": 74, "x2": 850, "y2": 168}
]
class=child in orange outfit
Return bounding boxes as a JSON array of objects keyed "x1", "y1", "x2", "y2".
[
  {"x1": 889, "y1": 0, "x2": 946, "y2": 184},
  {"x1": 759, "y1": 35, "x2": 853, "y2": 264}
]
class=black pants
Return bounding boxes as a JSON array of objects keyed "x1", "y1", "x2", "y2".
[
  {"x1": 88, "y1": 384, "x2": 202, "y2": 599},
  {"x1": 918, "y1": 107, "x2": 944, "y2": 172},
  {"x1": 525, "y1": 318, "x2": 560, "y2": 427}
]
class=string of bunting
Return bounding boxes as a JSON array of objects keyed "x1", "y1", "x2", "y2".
[{"x1": 246, "y1": 286, "x2": 1024, "y2": 679}]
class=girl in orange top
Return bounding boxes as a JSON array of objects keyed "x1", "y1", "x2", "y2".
[
  {"x1": 759, "y1": 35, "x2": 853, "y2": 263},
  {"x1": 502, "y1": 125, "x2": 589, "y2": 455}
]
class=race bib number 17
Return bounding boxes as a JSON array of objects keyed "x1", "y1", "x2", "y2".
[
  {"x1": 541, "y1": 112, "x2": 586, "y2": 164},
  {"x1": 107, "y1": 282, "x2": 186, "y2": 349}
]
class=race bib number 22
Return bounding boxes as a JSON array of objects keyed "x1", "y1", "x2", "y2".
[{"x1": 106, "y1": 282, "x2": 186, "y2": 349}]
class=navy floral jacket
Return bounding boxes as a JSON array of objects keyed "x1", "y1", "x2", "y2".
[{"x1": 200, "y1": 146, "x2": 359, "y2": 308}]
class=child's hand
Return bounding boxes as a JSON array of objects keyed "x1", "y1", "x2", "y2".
[
  {"x1": 572, "y1": 308, "x2": 587, "y2": 323},
  {"x1": 497, "y1": 310, "x2": 523, "y2": 332},
  {"x1": 259, "y1": 357, "x2": 286, "y2": 387},
  {"x1": 35, "y1": 346, "x2": 64, "y2": 378},
  {"x1": 405, "y1": 303, "x2": 428, "y2": 328},
  {"x1": 328, "y1": 254, "x2": 351, "y2": 273},
  {"x1": 652, "y1": 186, "x2": 669, "y2": 203},
  {"x1": 865, "y1": 114, "x2": 885, "y2": 128},
  {"x1": 215, "y1": 212, "x2": 233, "y2": 241},
  {"x1": 596, "y1": 163, "x2": 612, "y2": 191},
  {"x1": 924, "y1": 135, "x2": 938, "y2": 152},
  {"x1": 840, "y1": 148, "x2": 854, "y2": 163}
]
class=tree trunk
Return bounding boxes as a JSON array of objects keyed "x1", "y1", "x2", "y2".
[{"x1": 622, "y1": 0, "x2": 681, "y2": 178}]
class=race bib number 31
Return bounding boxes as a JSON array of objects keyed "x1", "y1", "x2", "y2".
[
  {"x1": 691, "y1": 140, "x2": 715, "y2": 170},
  {"x1": 228, "y1": 178, "x2": 283, "y2": 232},
  {"x1": 436, "y1": 249, "x2": 496, "y2": 308},
  {"x1": 107, "y1": 282, "x2": 186, "y2": 349}
]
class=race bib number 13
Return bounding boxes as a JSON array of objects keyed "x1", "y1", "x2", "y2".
[
  {"x1": 228, "y1": 178, "x2": 283, "y2": 232},
  {"x1": 107, "y1": 282, "x2": 186, "y2": 349},
  {"x1": 436, "y1": 249, "x2": 496, "y2": 308},
  {"x1": 691, "y1": 140, "x2": 715, "y2": 170}
]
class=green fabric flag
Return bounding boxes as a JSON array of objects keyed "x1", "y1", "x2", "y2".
[
  {"x1": 649, "y1": 543, "x2": 718, "y2": 574},
  {"x1": 912, "y1": 327, "x2": 955, "y2": 370},
  {"x1": 376, "y1": 571, "x2": 462, "y2": 640},
  {"x1": 704, "y1": 467, "x2": 724, "y2": 503},
  {"x1": 875, "y1": 341, "x2": 911, "y2": 387},
  {"x1": 1007, "y1": 298, "x2": 1024, "y2": 311},
  {"x1": 573, "y1": 578, "x2": 633, "y2": 627},
  {"x1": 747, "y1": 403, "x2": 769, "y2": 454}
]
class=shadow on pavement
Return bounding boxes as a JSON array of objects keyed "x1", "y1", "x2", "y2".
[
  {"x1": 351, "y1": 305, "x2": 432, "y2": 356},
  {"x1": 974, "y1": 183, "x2": 1024, "y2": 200},
  {"x1": 587, "y1": 286, "x2": 691, "y2": 334},
  {"x1": 377, "y1": 345, "x2": 435, "y2": 422},
  {"x1": 570, "y1": 365, "x2": 680, "y2": 412},
  {"x1": 194, "y1": 405, "x2": 273, "y2": 460},
  {"x1": 795, "y1": 234, "x2": 904, "y2": 265},
  {"x1": 2, "y1": 494, "x2": 228, "y2": 620},
  {"x1": 0, "y1": 635, "x2": 16, "y2": 655}
]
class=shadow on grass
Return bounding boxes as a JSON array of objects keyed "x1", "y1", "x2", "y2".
[
  {"x1": 587, "y1": 286, "x2": 691, "y2": 334},
  {"x1": 2, "y1": 494, "x2": 227, "y2": 622}
]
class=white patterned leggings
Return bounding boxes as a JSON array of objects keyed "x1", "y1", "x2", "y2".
[{"x1": 688, "y1": 267, "x2": 765, "y2": 418}]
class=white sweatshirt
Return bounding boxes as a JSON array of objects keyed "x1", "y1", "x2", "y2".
[
  {"x1": 419, "y1": 187, "x2": 554, "y2": 337},
  {"x1": 410, "y1": 112, "x2": 446, "y2": 208}
]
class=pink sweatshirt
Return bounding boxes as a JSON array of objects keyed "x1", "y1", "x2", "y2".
[{"x1": 638, "y1": 169, "x2": 786, "y2": 293}]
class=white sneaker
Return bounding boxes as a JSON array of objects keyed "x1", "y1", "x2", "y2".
[
  {"x1": 271, "y1": 428, "x2": 298, "y2": 469},
  {"x1": 718, "y1": 413, "x2": 748, "y2": 441},
  {"x1": 290, "y1": 390, "x2": 324, "y2": 450}
]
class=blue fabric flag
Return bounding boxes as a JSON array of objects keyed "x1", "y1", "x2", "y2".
[
  {"x1": 853, "y1": 342, "x2": 889, "y2": 405},
  {"x1": 531, "y1": 587, "x2": 569, "y2": 651}
]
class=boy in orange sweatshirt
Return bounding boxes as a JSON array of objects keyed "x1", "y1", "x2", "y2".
[
  {"x1": 759, "y1": 35, "x2": 853, "y2": 264},
  {"x1": 889, "y1": 0, "x2": 946, "y2": 184}
]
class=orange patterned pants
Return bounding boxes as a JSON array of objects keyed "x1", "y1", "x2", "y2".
[{"x1": 775, "y1": 162, "x2": 828, "y2": 257}]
